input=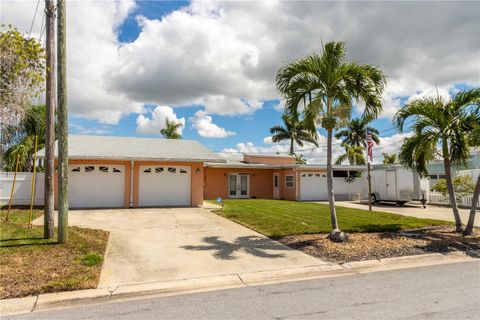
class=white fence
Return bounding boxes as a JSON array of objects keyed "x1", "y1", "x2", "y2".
[
  {"x1": 0, "y1": 172, "x2": 45, "y2": 206},
  {"x1": 429, "y1": 191, "x2": 479, "y2": 209}
]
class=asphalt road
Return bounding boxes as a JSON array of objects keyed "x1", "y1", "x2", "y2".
[{"x1": 5, "y1": 261, "x2": 480, "y2": 320}]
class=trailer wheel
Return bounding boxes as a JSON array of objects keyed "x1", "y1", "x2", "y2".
[{"x1": 370, "y1": 194, "x2": 377, "y2": 204}]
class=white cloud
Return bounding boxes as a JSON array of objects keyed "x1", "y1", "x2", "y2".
[
  {"x1": 136, "y1": 106, "x2": 185, "y2": 135},
  {"x1": 263, "y1": 136, "x2": 273, "y2": 144},
  {"x1": 3, "y1": 0, "x2": 478, "y2": 124},
  {"x1": 190, "y1": 111, "x2": 236, "y2": 138}
]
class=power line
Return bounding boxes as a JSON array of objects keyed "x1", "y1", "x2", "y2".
[
  {"x1": 38, "y1": 10, "x2": 46, "y2": 44},
  {"x1": 28, "y1": 0, "x2": 41, "y2": 37}
]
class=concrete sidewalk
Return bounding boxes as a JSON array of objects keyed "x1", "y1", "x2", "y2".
[{"x1": 320, "y1": 201, "x2": 479, "y2": 226}]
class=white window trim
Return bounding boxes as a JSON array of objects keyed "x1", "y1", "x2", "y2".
[{"x1": 285, "y1": 175, "x2": 294, "y2": 188}]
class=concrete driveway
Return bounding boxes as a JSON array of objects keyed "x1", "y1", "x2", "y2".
[
  {"x1": 46, "y1": 208, "x2": 324, "y2": 288},
  {"x1": 323, "y1": 201, "x2": 479, "y2": 227}
]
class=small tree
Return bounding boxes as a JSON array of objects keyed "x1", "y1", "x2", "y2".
[
  {"x1": 0, "y1": 25, "x2": 45, "y2": 126},
  {"x1": 335, "y1": 144, "x2": 366, "y2": 165},
  {"x1": 295, "y1": 153, "x2": 307, "y2": 165},
  {"x1": 270, "y1": 112, "x2": 318, "y2": 155},
  {"x1": 433, "y1": 175, "x2": 475, "y2": 203},
  {"x1": 382, "y1": 153, "x2": 397, "y2": 164},
  {"x1": 160, "y1": 118, "x2": 182, "y2": 139}
]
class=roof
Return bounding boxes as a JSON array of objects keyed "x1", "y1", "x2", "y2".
[
  {"x1": 205, "y1": 159, "x2": 295, "y2": 169},
  {"x1": 243, "y1": 153, "x2": 295, "y2": 158},
  {"x1": 37, "y1": 135, "x2": 226, "y2": 163},
  {"x1": 297, "y1": 165, "x2": 367, "y2": 171}
]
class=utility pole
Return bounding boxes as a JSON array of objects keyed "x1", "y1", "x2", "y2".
[
  {"x1": 44, "y1": 0, "x2": 55, "y2": 239},
  {"x1": 57, "y1": 0, "x2": 68, "y2": 244}
]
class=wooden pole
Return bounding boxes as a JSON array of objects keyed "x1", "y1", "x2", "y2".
[
  {"x1": 6, "y1": 154, "x2": 20, "y2": 222},
  {"x1": 57, "y1": 0, "x2": 68, "y2": 243},
  {"x1": 44, "y1": 0, "x2": 56, "y2": 239},
  {"x1": 28, "y1": 135, "x2": 39, "y2": 227}
]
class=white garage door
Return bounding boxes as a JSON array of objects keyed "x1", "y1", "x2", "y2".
[
  {"x1": 69, "y1": 164, "x2": 125, "y2": 208},
  {"x1": 300, "y1": 172, "x2": 328, "y2": 201},
  {"x1": 139, "y1": 165, "x2": 191, "y2": 207}
]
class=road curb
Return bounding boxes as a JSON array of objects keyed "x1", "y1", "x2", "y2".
[{"x1": 0, "y1": 252, "x2": 476, "y2": 316}]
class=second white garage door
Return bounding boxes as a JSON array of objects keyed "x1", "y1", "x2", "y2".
[
  {"x1": 139, "y1": 165, "x2": 191, "y2": 207},
  {"x1": 299, "y1": 172, "x2": 328, "y2": 201},
  {"x1": 69, "y1": 164, "x2": 125, "y2": 208}
]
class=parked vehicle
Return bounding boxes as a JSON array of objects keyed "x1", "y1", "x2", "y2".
[{"x1": 366, "y1": 164, "x2": 429, "y2": 207}]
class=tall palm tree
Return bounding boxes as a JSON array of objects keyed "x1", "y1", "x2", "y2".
[
  {"x1": 276, "y1": 41, "x2": 386, "y2": 242},
  {"x1": 335, "y1": 144, "x2": 366, "y2": 165},
  {"x1": 270, "y1": 112, "x2": 318, "y2": 155},
  {"x1": 463, "y1": 107, "x2": 480, "y2": 236},
  {"x1": 2, "y1": 105, "x2": 46, "y2": 171},
  {"x1": 394, "y1": 88, "x2": 480, "y2": 232},
  {"x1": 160, "y1": 118, "x2": 182, "y2": 139},
  {"x1": 335, "y1": 118, "x2": 380, "y2": 148}
]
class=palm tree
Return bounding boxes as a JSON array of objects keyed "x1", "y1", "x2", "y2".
[
  {"x1": 270, "y1": 113, "x2": 318, "y2": 155},
  {"x1": 464, "y1": 110, "x2": 480, "y2": 236},
  {"x1": 276, "y1": 41, "x2": 386, "y2": 242},
  {"x1": 160, "y1": 118, "x2": 182, "y2": 139},
  {"x1": 2, "y1": 105, "x2": 46, "y2": 171},
  {"x1": 335, "y1": 118, "x2": 380, "y2": 148},
  {"x1": 382, "y1": 153, "x2": 397, "y2": 164},
  {"x1": 335, "y1": 144, "x2": 366, "y2": 165},
  {"x1": 394, "y1": 88, "x2": 480, "y2": 232}
]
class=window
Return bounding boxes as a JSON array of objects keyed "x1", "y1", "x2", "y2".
[
  {"x1": 85, "y1": 166, "x2": 94, "y2": 172},
  {"x1": 180, "y1": 169, "x2": 188, "y2": 174},
  {"x1": 308, "y1": 173, "x2": 313, "y2": 177},
  {"x1": 71, "y1": 167, "x2": 81, "y2": 172},
  {"x1": 333, "y1": 170, "x2": 348, "y2": 178},
  {"x1": 315, "y1": 173, "x2": 320, "y2": 177},
  {"x1": 439, "y1": 175, "x2": 446, "y2": 179},
  {"x1": 113, "y1": 168, "x2": 121, "y2": 173},
  {"x1": 99, "y1": 166, "x2": 108, "y2": 172},
  {"x1": 155, "y1": 167, "x2": 164, "y2": 173},
  {"x1": 348, "y1": 170, "x2": 360, "y2": 178},
  {"x1": 274, "y1": 175, "x2": 278, "y2": 187},
  {"x1": 301, "y1": 174, "x2": 306, "y2": 177},
  {"x1": 168, "y1": 167, "x2": 176, "y2": 173},
  {"x1": 428, "y1": 175, "x2": 437, "y2": 179},
  {"x1": 285, "y1": 175, "x2": 294, "y2": 188},
  {"x1": 143, "y1": 168, "x2": 151, "y2": 173}
]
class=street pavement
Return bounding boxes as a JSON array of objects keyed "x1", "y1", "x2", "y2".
[{"x1": 5, "y1": 261, "x2": 479, "y2": 320}]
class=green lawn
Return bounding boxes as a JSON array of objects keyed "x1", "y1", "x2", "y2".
[
  {"x1": 0, "y1": 208, "x2": 109, "y2": 299},
  {"x1": 212, "y1": 199, "x2": 452, "y2": 238}
]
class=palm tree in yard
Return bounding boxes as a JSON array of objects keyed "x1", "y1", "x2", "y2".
[
  {"x1": 270, "y1": 112, "x2": 318, "y2": 155},
  {"x1": 464, "y1": 109, "x2": 480, "y2": 236},
  {"x1": 2, "y1": 105, "x2": 46, "y2": 171},
  {"x1": 394, "y1": 88, "x2": 480, "y2": 233},
  {"x1": 160, "y1": 118, "x2": 182, "y2": 139},
  {"x1": 276, "y1": 41, "x2": 386, "y2": 241},
  {"x1": 335, "y1": 118, "x2": 380, "y2": 148},
  {"x1": 335, "y1": 144, "x2": 366, "y2": 165}
]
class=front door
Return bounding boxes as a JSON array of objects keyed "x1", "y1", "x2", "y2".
[
  {"x1": 229, "y1": 173, "x2": 249, "y2": 198},
  {"x1": 273, "y1": 173, "x2": 280, "y2": 199},
  {"x1": 386, "y1": 170, "x2": 397, "y2": 200}
]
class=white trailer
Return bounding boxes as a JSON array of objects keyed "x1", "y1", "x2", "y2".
[{"x1": 366, "y1": 164, "x2": 429, "y2": 206}]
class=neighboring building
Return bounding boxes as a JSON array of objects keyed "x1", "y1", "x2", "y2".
[
  {"x1": 427, "y1": 149, "x2": 480, "y2": 189},
  {"x1": 30, "y1": 135, "x2": 366, "y2": 208}
]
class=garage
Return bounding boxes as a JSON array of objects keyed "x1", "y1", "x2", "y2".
[
  {"x1": 69, "y1": 164, "x2": 125, "y2": 208},
  {"x1": 139, "y1": 165, "x2": 191, "y2": 207},
  {"x1": 299, "y1": 172, "x2": 328, "y2": 201}
]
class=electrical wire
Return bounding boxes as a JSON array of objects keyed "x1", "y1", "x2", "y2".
[
  {"x1": 28, "y1": 0, "x2": 41, "y2": 37},
  {"x1": 38, "y1": 10, "x2": 46, "y2": 44}
]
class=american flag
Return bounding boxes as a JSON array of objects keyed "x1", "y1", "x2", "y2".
[{"x1": 367, "y1": 134, "x2": 374, "y2": 163}]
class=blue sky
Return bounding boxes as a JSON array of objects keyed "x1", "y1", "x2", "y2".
[{"x1": 5, "y1": 0, "x2": 477, "y2": 163}]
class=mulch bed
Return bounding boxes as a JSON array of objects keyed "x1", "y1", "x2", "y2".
[{"x1": 279, "y1": 226, "x2": 480, "y2": 263}]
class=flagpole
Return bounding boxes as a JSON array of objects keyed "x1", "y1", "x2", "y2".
[{"x1": 367, "y1": 129, "x2": 372, "y2": 211}]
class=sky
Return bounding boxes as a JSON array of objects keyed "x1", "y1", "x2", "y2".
[{"x1": 2, "y1": 0, "x2": 479, "y2": 164}]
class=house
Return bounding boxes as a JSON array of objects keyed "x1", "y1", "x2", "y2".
[
  {"x1": 427, "y1": 149, "x2": 480, "y2": 189},
  {"x1": 35, "y1": 135, "x2": 366, "y2": 208}
]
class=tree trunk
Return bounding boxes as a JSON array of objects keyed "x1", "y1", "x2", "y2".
[
  {"x1": 443, "y1": 141, "x2": 463, "y2": 232},
  {"x1": 464, "y1": 175, "x2": 480, "y2": 236},
  {"x1": 290, "y1": 137, "x2": 294, "y2": 155},
  {"x1": 44, "y1": 0, "x2": 55, "y2": 239},
  {"x1": 325, "y1": 98, "x2": 347, "y2": 242}
]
